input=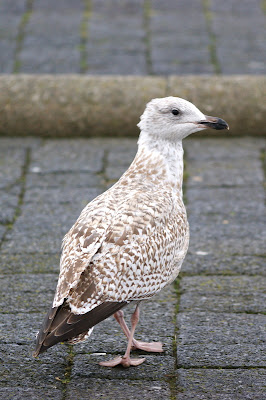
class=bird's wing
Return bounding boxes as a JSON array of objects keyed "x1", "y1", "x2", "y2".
[
  {"x1": 34, "y1": 185, "x2": 188, "y2": 356},
  {"x1": 53, "y1": 188, "x2": 119, "y2": 307},
  {"x1": 66, "y1": 185, "x2": 188, "y2": 313}
]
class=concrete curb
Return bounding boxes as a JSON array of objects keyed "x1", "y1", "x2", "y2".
[{"x1": 0, "y1": 75, "x2": 265, "y2": 137}]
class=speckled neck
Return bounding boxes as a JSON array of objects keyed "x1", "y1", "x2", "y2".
[{"x1": 126, "y1": 130, "x2": 184, "y2": 192}]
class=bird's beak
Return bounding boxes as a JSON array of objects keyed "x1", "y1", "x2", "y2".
[{"x1": 197, "y1": 115, "x2": 229, "y2": 131}]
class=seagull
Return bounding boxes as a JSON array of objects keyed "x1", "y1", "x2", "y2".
[{"x1": 33, "y1": 97, "x2": 228, "y2": 367}]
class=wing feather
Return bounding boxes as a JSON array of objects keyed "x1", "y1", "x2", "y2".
[{"x1": 33, "y1": 301, "x2": 127, "y2": 356}]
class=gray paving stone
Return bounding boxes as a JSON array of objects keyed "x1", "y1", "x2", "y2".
[
  {"x1": 0, "y1": 252, "x2": 60, "y2": 274},
  {"x1": 0, "y1": 343, "x2": 66, "y2": 390},
  {"x1": 0, "y1": 225, "x2": 6, "y2": 243},
  {"x1": 2, "y1": 187, "x2": 101, "y2": 254},
  {"x1": 0, "y1": 387, "x2": 63, "y2": 400},
  {"x1": 66, "y1": 378, "x2": 170, "y2": 400},
  {"x1": 186, "y1": 158, "x2": 263, "y2": 188},
  {"x1": 30, "y1": 139, "x2": 104, "y2": 173},
  {"x1": 177, "y1": 312, "x2": 266, "y2": 367},
  {"x1": 71, "y1": 353, "x2": 175, "y2": 381},
  {"x1": 0, "y1": 274, "x2": 57, "y2": 313},
  {"x1": 0, "y1": 313, "x2": 51, "y2": 345},
  {"x1": 179, "y1": 275, "x2": 266, "y2": 313},
  {"x1": 184, "y1": 138, "x2": 265, "y2": 162},
  {"x1": 19, "y1": 0, "x2": 83, "y2": 73},
  {"x1": 0, "y1": 0, "x2": 27, "y2": 73},
  {"x1": 188, "y1": 214, "x2": 265, "y2": 256},
  {"x1": 182, "y1": 253, "x2": 266, "y2": 276},
  {"x1": 150, "y1": 0, "x2": 213, "y2": 74},
  {"x1": 176, "y1": 393, "x2": 265, "y2": 400},
  {"x1": 176, "y1": 368, "x2": 266, "y2": 400},
  {"x1": 87, "y1": 0, "x2": 146, "y2": 74},
  {"x1": 107, "y1": 143, "x2": 137, "y2": 166},
  {"x1": 26, "y1": 172, "x2": 102, "y2": 189},
  {"x1": 210, "y1": 0, "x2": 266, "y2": 74},
  {"x1": 106, "y1": 144, "x2": 137, "y2": 180},
  {"x1": 186, "y1": 186, "x2": 265, "y2": 219},
  {"x1": 0, "y1": 185, "x2": 20, "y2": 223},
  {"x1": 0, "y1": 137, "x2": 41, "y2": 149},
  {"x1": 0, "y1": 147, "x2": 26, "y2": 189}
]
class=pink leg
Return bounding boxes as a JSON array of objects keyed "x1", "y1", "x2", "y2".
[
  {"x1": 114, "y1": 309, "x2": 163, "y2": 353},
  {"x1": 99, "y1": 305, "x2": 146, "y2": 368}
]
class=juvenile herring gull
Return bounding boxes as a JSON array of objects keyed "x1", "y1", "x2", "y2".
[{"x1": 33, "y1": 97, "x2": 229, "y2": 367}]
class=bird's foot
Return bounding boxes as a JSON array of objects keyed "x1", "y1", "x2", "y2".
[
  {"x1": 99, "y1": 355, "x2": 146, "y2": 368},
  {"x1": 131, "y1": 339, "x2": 163, "y2": 353}
]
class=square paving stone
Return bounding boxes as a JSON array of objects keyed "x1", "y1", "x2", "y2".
[
  {"x1": 176, "y1": 368, "x2": 266, "y2": 400},
  {"x1": 0, "y1": 0, "x2": 27, "y2": 73},
  {"x1": 0, "y1": 225, "x2": 6, "y2": 243},
  {"x1": 71, "y1": 353, "x2": 175, "y2": 382},
  {"x1": 0, "y1": 387, "x2": 63, "y2": 400},
  {"x1": 0, "y1": 185, "x2": 20, "y2": 223},
  {"x1": 2, "y1": 187, "x2": 101, "y2": 254},
  {"x1": 0, "y1": 274, "x2": 58, "y2": 313},
  {"x1": 211, "y1": 0, "x2": 266, "y2": 74},
  {"x1": 87, "y1": 0, "x2": 146, "y2": 74},
  {"x1": 0, "y1": 313, "x2": 53, "y2": 345},
  {"x1": 150, "y1": 0, "x2": 212, "y2": 74},
  {"x1": 26, "y1": 171, "x2": 102, "y2": 189},
  {"x1": 177, "y1": 312, "x2": 266, "y2": 367},
  {"x1": 106, "y1": 144, "x2": 137, "y2": 180},
  {"x1": 20, "y1": 0, "x2": 83, "y2": 73},
  {"x1": 188, "y1": 215, "x2": 265, "y2": 256},
  {"x1": 186, "y1": 186, "x2": 264, "y2": 219},
  {"x1": 0, "y1": 252, "x2": 60, "y2": 274},
  {"x1": 184, "y1": 138, "x2": 265, "y2": 162},
  {"x1": 0, "y1": 343, "x2": 66, "y2": 391},
  {"x1": 66, "y1": 378, "x2": 170, "y2": 400},
  {"x1": 0, "y1": 147, "x2": 26, "y2": 189},
  {"x1": 182, "y1": 253, "x2": 266, "y2": 276},
  {"x1": 0, "y1": 138, "x2": 41, "y2": 150},
  {"x1": 30, "y1": 140, "x2": 104, "y2": 173},
  {"x1": 179, "y1": 275, "x2": 266, "y2": 313},
  {"x1": 186, "y1": 158, "x2": 263, "y2": 188}
]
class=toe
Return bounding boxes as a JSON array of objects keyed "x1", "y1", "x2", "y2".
[
  {"x1": 99, "y1": 356, "x2": 123, "y2": 367},
  {"x1": 133, "y1": 340, "x2": 164, "y2": 353}
]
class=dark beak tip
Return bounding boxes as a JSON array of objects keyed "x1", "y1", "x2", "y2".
[{"x1": 198, "y1": 116, "x2": 229, "y2": 131}]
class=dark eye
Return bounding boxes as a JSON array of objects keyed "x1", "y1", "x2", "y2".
[{"x1": 171, "y1": 109, "x2": 180, "y2": 116}]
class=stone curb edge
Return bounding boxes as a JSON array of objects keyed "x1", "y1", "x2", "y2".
[{"x1": 0, "y1": 74, "x2": 265, "y2": 137}]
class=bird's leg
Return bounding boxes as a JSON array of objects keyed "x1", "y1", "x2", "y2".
[
  {"x1": 114, "y1": 309, "x2": 163, "y2": 353},
  {"x1": 99, "y1": 305, "x2": 146, "y2": 367}
]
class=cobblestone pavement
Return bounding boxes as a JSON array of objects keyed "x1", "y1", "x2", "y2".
[
  {"x1": 0, "y1": 136, "x2": 265, "y2": 399},
  {"x1": 0, "y1": 0, "x2": 265, "y2": 75}
]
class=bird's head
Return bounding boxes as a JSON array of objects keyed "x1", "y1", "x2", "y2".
[{"x1": 137, "y1": 96, "x2": 229, "y2": 141}]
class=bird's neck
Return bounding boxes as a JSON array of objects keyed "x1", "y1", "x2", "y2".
[{"x1": 125, "y1": 130, "x2": 184, "y2": 192}]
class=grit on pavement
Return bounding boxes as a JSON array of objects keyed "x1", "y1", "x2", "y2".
[
  {"x1": 0, "y1": 0, "x2": 265, "y2": 75},
  {"x1": 0, "y1": 136, "x2": 265, "y2": 399}
]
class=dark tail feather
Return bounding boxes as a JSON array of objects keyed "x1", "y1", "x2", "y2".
[{"x1": 33, "y1": 301, "x2": 127, "y2": 357}]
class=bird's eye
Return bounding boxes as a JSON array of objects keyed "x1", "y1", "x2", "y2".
[{"x1": 171, "y1": 109, "x2": 180, "y2": 116}]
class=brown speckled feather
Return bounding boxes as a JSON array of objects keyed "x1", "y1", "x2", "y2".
[{"x1": 34, "y1": 301, "x2": 127, "y2": 356}]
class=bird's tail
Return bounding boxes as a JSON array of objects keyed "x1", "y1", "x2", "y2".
[{"x1": 33, "y1": 301, "x2": 127, "y2": 357}]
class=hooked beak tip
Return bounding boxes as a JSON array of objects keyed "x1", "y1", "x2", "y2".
[{"x1": 198, "y1": 115, "x2": 229, "y2": 131}]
